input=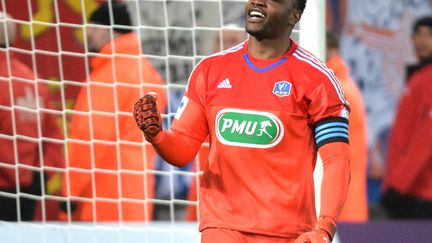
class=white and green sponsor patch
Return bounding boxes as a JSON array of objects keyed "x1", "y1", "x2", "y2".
[{"x1": 215, "y1": 108, "x2": 284, "y2": 148}]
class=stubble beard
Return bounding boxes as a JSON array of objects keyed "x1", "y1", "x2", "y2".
[{"x1": 245, "y1": 24, "x2": 268, "y2": 41}]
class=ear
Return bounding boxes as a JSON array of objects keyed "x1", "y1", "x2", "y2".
[{"x1": 289, "y1": 9, "x2": 302, "y2": 27}]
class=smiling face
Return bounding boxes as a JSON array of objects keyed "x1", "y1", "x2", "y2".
[{"x1": 244, "y1": 0, "x2": 301, "y2": 40}]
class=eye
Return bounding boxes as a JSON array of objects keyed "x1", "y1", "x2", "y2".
[{"x1": 270, "y1": 0, "x2": 284, "y2": 5}]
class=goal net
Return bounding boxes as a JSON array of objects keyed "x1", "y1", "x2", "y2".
[{"x1": 0, "y1": 0, "x2": 325, "y2": 242}]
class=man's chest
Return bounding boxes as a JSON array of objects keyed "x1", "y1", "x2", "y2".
[{"x1": 204, "y1": 66, "x2": 308, "y2": 115}]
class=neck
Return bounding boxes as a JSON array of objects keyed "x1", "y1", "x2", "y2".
[
  {"x1": 247, "y1": 33, "x2": 292, "y2": 59},
  {"x1": 326, "y1": 48, "x2": 339, "y2": 61},
  {"x1": 419, "y1": 56, "x2": 432, "y2": 65},
  {"x1": 102, "y1": 32, "x2": 123, "y2": 47}
]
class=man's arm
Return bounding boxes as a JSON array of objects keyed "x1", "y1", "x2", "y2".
[
  {"x1": 41, "y1": 109, "x2": 65, "y2": 195},
  {"x1": 318, "y1": 142, "x2": 350, "y2": 233},
  {"x1": 133, "y1": 94, "x2": 208, "y2": 167},
  {"x1": 295, "y1": 128, "x2": 350, "y2": 243},
  {"x1": 296, "y1": 64, "x2": 351, "y2": 242},
  {"x1": 39, "y1": 85, "x2": 65, "y2": 194},
  {"x1": 386, "y1": 97, "x2": 432, "y2": 193},
  {"x1": 148, "y1": 131, "x2": 203, "y2": 167}
]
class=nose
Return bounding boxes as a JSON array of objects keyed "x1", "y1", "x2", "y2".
[{"x1": 251, "y1": 0, "x2": 265, "y2": 7}]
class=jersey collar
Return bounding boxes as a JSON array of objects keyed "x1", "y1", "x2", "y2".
[{"x1": 242, "y1": 39, "x2": 298, "y2": 73}]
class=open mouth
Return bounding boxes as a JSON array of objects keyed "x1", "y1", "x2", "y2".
[{"x1": 248, "y1": 8, "x2": 266, "y2": 21}]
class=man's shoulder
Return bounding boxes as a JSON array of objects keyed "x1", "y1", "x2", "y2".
[
  {"x1": 408, "y1": 63, "x2": 432, "y2": 91},
  {"x1": 291, "y1": 46, "x2": 337, "y2": 80},
  {"x1": 291, "y1": 46, "x2": 328, "y2": 71},
  {"x1": 419, "y1": 63, "x2": 432, "y2": 74}
]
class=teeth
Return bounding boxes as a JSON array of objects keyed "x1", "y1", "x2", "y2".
[{"x1": 250, "y1": 10, "x2": 265, "y2": 18}]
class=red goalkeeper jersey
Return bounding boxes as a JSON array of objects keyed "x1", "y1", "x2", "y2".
[{"x1": 172, "y1": 40, "x2": 349, "y2": 237}]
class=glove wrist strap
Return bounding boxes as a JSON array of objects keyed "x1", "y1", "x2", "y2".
[
  {"x1": 145, "y1": 130, "x2": 165, "y2": 145},
  {"x1": 316, "y1": 216, "x2": 337, "y2": 240}
]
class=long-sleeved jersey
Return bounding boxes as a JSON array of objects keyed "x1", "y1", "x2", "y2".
[{"x1": 172, "y1": 40, "x2": 349, "y2": 237}]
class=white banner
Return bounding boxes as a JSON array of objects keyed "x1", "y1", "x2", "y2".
[{"x1": 341, "y1": 0, "x2": 432, "y2": 147}]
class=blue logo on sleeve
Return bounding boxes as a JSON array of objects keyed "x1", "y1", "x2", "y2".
[{"x1": 272, "y1": 81, "x2": 292, "y2": 97}]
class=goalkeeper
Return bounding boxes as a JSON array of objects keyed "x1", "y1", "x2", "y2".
[{"x1": 134, "y1": 0, "x2": 350, "y2": 242}]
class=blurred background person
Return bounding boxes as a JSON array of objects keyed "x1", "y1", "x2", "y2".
[
  {"x1": 152, "y1": 25, "x2": 247, "y2": 221},
  {"x1": 366, "y1": 127, "x2": 390, "y2": 219},
  {"x1": 212, "y1": 24, "x2": 247, "y2": 53},
  {"x1": 61, "y1": 1, "x2": 166, "y2": 222},
  {"x1": 0, "y1": 12, "x2": 64, "y2": 221},
  {"x1": 186, "y1": 26, "x2": 246, "y2": 222},
  {"x1": 326, "y1": 30, "x2": 368, "y2": 222},
  {"x1": 381, "y1": 16, "x2": 432, "y2": 219}
]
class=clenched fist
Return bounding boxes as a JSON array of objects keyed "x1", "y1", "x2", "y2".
[{"x1": 133, "y1": 93, "x2": 162, "y2": 140}]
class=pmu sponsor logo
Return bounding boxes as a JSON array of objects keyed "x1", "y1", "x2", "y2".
[{"x1": 215, "y1": 108, "x2": 284, "y2": 148}]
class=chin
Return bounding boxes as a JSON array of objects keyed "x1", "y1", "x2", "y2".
[{"x1": 246, "y1": 27, "x2": 265, "y2": 40}]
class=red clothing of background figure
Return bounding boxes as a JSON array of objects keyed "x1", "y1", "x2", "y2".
[
  {"x1": 0, "y1": 50, "x2": 64, "y2": 220},
  {"x1": 384, "y1": 63, "x2": 432, "y2": 201},
  {"x1": 63, "y1": 32, "x2": 166, "y2": 222},
  {"x1": 326, "y1": 55, "x2": 368, "y2": 222},
  {"x1": 0, "y1": 51, "x2": 63, "y2": 188}
]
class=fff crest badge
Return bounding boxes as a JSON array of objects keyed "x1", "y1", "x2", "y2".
[{"x1": 272, "y1": 81, "x2": 292, "y2": 97}]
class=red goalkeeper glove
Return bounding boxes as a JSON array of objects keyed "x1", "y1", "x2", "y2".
[
  {"x1": 133, "y1": 93, "x2": 162, "y2": 141},
  {"x1": 294, "y1": 216, "x2": 336, "y2": 243}
]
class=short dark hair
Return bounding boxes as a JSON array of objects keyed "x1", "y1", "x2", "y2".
[
  {"x1": 412, "y1": 16, "x2": 432, "y2": 34},
  {"x1": 294, "y1": 0, "x2": 307, "y2": 12},
  {"x1": 90, "y1": 1, "x2": 132, "y2": 34}
]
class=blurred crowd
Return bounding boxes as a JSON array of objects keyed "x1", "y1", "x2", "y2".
[{"x1": 0, "y1": 0, "x2": 431, "y2": 222}]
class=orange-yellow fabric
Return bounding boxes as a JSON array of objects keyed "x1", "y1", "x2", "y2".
[
  {"x1": 326, "y1": 55, "x2": 368, "y2": 222},
  {"x1": 62, "y1": 33, "x2": 166, "y2": 221}
]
